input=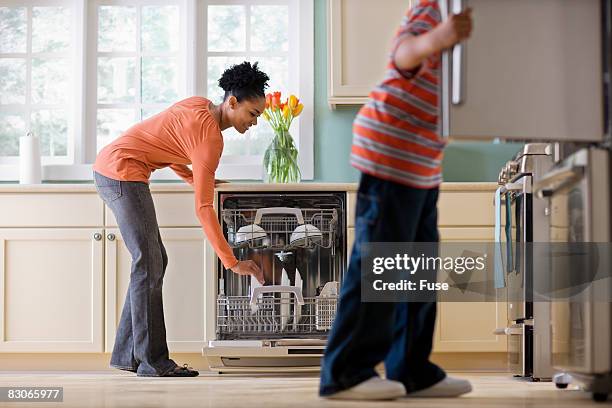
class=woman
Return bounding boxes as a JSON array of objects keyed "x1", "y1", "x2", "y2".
[{"x1": 93, "y1": 62, "x2": 267, "y2": 377}]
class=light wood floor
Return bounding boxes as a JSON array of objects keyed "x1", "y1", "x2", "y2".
[{"x1": 0, "y1": 372, "x2": 604, "y2": 407}]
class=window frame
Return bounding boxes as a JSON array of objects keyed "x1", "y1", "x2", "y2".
[{"x1": 0, "y1": 0, "x2": 314, "y2": 181}]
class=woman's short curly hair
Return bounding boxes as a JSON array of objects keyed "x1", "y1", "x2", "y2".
[{"x1": 218, "y1": 61, "x2": 270, "y2": 102}]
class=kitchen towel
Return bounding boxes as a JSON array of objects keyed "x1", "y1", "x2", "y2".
[{"x1": 19, "y1": 132, "x2": 42, "y2": 184}]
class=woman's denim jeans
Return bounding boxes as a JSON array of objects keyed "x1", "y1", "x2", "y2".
[
  {"x1": 319, "y1": 173, "x2": 446, "y2": 395},
  {"x1": 94, "y1": 171, "x2": 177, "y2": 376}
]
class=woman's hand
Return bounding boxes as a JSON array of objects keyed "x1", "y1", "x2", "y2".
[{"x1": 231, "y1": 260, "x2": 264, "y2": 284}]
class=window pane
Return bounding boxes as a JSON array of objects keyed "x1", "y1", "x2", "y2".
[
  {"x1": 97, "y1": 109, "x2": 136, "y2": 151},
  {"x1": 98, "y1": 6, "x2": 136, "y2": 52},
  {"x1": 0, "y1": 58, "x2": 26, "y2": 104},
  {"x1": 141, "y1": 6, "x2": 179, "y2": 53},
  {"x1": 31, "y1": 110, "x2": 68, "y2": 157},
  {"x1": 32, "y1": 58, "x2": 70, "y2": 105},
  {"x1": 0, "y1": 112, "x2": 24, "y2": 156},
  {"x1": 207, "y1": 56, "x2": 246, "y2": 102},
  {"x1": 208, "y1": 6, "x2": 245, "y2": 52},
  {"x1": 249, "y1": 123, "x2": 274, "y2": 155},
  {"x1": 141, "y1": 106, "x2": 168, "y2": 120},
  {"x1": 255, "y1": 57, "x2": 289, "y2": 96},
  {"x1": 32, "y1": 7, "x2": 71, "y2": 53},
  {"x1": 221, "y1": 127, "x2": 249, "y2": 156},
  {"x1": 142, "y1": 57, "x2": 179, "y2": 104},
  {"x1": 251, "y1": 6, "x2": 288, "y2": 52},
  {"x1": 0, "y1": 7, "x2": 26, "y2": 53},
  {"x1": 97, "y1": 57, "x2": 136, "y2": 103}
]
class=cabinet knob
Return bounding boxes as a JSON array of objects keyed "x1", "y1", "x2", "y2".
[
  {"x1": 107, "y1": 233, "x2": 116, "y2": 241},
  {"x1": 93, "y1": 233, "x2": 102, "y2": 241}
]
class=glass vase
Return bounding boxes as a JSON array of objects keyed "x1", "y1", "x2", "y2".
[{"x1": 263, "y1": 128, "x2": 301, "y2": 183}]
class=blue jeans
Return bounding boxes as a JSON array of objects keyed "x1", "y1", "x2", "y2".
[
  {"x1": 319, "y1": 173, "x2": 446, "y2": 396},
  {"x1": 94, "y1": 171, "x2": 177, "y2": 376}
]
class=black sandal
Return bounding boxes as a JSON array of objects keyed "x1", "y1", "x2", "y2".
[{"x1": 162, "y1": 363, "x2": 199, "y2": 377}]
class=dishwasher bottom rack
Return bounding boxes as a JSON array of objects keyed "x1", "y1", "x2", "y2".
[{"x1": 216, "y1": 294, "x2": 339, "y2": 340}]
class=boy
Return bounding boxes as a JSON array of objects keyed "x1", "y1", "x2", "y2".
[{"x1": 320, "y1": 1, "x2": 473, "y2": 400}]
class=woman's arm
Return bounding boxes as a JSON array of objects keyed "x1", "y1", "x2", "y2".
[
  {"x1": 169, "y1": 164, "x2": 194, "y2": 185},
  {"x1": 191, "y1": 144, "x2": 263, "y2": 283}
]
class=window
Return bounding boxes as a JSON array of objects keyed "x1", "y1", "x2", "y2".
[
  {"x1": 0, "y1": 0, "x2": 313, "y2": 180},
  {"x1": 93, "y1": 2, "x2": 182, "y2": 152},
  {"x1": 0, "y1": 2, "x2": 73, "y2": 168}
]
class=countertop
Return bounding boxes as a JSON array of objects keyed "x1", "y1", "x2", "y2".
[{"x1": 0, "y1": 182, "x2": 498, "y2": 193}]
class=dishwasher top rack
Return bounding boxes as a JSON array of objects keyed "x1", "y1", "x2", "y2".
[{"x1": 223, "y1": 207, "x2": 338, "y2": 250}]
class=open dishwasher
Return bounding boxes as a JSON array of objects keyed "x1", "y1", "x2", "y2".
[{"x1": 203, "y1": 192, "x2": 347, "y2": 372}]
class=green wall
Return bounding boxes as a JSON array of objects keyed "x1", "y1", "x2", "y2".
[{"x1": 311, "y1": 0, "x2": 522, "y2": 183}]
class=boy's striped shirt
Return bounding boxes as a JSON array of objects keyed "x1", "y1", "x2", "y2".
[{"x1": 350, "y1": 0, "x2": 444, "y2": 188}]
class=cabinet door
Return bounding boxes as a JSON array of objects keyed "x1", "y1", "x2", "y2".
[
  {"x1": 105, "y1": 228, "x2": 215, "y2": 353},
  {"x1": 0, "y1": 229, "x2": 104, "y2": 352},
  {"x1": 327, "y1": 0, "x2": 412, "y2": 106},
  {"x1": 433, "y1": 227, "x2": 507, "y2": 352},
  {"x1": 441, "y1": 0, "x2": 603, "y2": 142}
]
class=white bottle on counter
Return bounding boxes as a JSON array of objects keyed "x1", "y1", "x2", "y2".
[{"x1": 19, "y1": 131, "x2": 42, "y2": 184}]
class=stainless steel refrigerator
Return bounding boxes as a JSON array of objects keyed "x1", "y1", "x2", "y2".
[{"x1": 439, "y1": 0, "x2": 611, "y2": 399}]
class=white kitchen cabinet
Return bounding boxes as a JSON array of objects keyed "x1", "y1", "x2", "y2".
[
  {"x1": 105, "y1": 227, "x2": 215, "y2": 353},
  {"x1": 0, "y1": 229, "x2": 104, "y2": 352},
  {"x1": 433, "y1": 227, "x2": 507, "y2": 352},
  {"x1": 327, "y1": 0, "x2": 412, "y2": 107}
]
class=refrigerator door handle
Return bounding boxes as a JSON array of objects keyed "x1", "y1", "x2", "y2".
[{"x1": 451, "y1": 0, "x2": 466, "y2": 105}]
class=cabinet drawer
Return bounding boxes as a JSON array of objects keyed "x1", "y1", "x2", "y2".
[
  {"x1": 0, "y1": 194, "x2": 103, "y2": 227},
  {"x1": 105, "y1": 193, "x2": 200, "y2": 227},
  {"x1": 438, "y1": 192, "x2": 495, "y2": 227}
]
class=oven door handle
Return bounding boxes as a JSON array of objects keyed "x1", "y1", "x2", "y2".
[
  {"x1": 534, "y1": 165, "x2": 585, "y2": 198},
  {"x1": 250, "y1": 285, "x2": 305, "y2": 305},
  {"x1": 494, "y1": 327, "x2": 523, "y2": 336}
]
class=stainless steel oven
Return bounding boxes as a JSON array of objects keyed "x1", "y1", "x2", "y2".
[{"x1": 495, "y1": 143, "x2": 554, "y2": 380}]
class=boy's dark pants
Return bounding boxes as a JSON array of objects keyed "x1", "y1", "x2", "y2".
[{"x1": 319, "y1": 173, "x2": 446, "y2": 396}]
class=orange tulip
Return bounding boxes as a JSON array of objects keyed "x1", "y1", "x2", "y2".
[
  {"x1": 272, "y1": 92, "x2": 282, "y2": 109},
  {"x1": 292, "y1": 103, "x2": 304, "y2": 117},
  {"x1": 289, "y1": 95, "x2": 299, "y2": 110},
  {"x1": 265, "y1": 93, "x2": 272, "y2": 109}
]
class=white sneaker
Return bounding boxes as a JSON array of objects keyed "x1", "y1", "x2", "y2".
[
  {"x1": 406, "y1": 376, "x2": 472, "y2": 398},
  {"x1": 325, "y1": 377, "x2": 407, "y2": 400}
]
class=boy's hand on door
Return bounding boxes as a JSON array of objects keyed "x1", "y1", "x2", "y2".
[{"x1": 433, "y1": 7, "x2": 473, "y2": 49}]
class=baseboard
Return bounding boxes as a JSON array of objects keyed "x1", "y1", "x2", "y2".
[
  {"x1": 431, "y1": 352, "x2": 509, "y2": 372},
  {"x1": 0, "y1": 352, "x2": 508, "y2": 373},
  {"x1": 0, "y1": 353, "x2": 210, "y2": 372}
]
